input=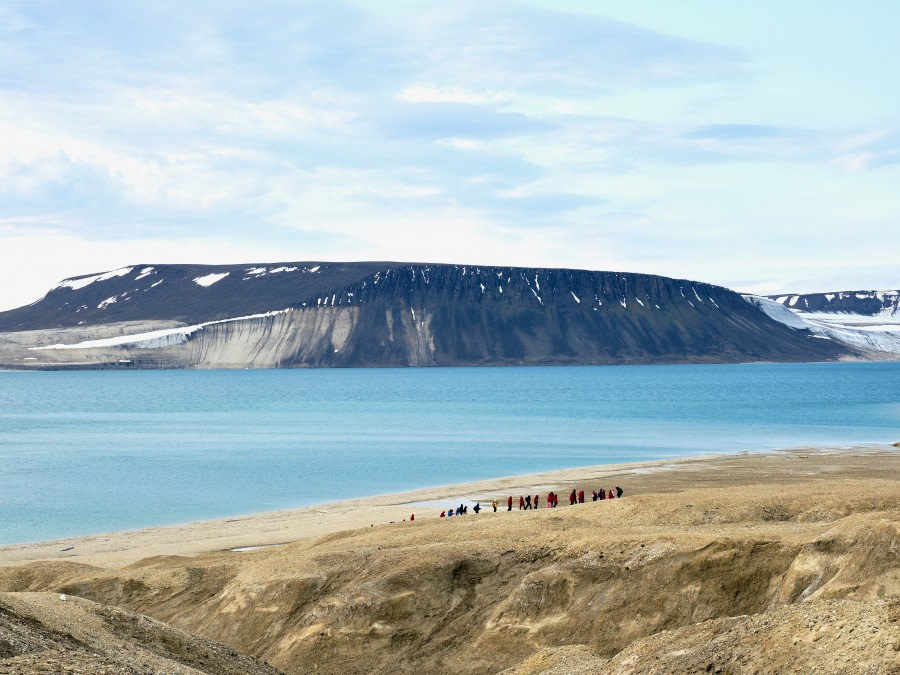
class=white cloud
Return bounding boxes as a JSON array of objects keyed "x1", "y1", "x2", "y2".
[
  {"x1": 0, "y1": 0, "x2": 899, "y2": 312},
  {"x1": 396, "y1": 83, "x2": 508, "y2": 105}
]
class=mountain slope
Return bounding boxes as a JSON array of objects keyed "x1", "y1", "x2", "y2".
[
  {"x1": 0, "y1": 262, "x2": 849, "y2": 368},
  {"x1": 747, "y1": 289, "x2": 900, "y2": 357}
]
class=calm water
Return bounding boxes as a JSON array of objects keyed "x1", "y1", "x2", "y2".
[{"x1": 1, "y1": 362, "x2": 898, "y2": 545}]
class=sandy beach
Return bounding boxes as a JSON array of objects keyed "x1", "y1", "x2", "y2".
[{"x1": 2, "y1": 444, "x2": 897, "y2": 569}]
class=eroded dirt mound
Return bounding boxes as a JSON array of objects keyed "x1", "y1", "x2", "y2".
[
  {"x1": 0, "y1": 591, "x2": 280, "y2": 674},
  {"x1": 1, "y1": 479, "x2": 897, "y2": 674},
  {"x1": 604, "y1": 597, "x2": 900, "y2": 675}
]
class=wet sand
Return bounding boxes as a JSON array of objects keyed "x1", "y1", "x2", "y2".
[{"x1": 1, "y1": 444, "x2": 897, "y2": 569}]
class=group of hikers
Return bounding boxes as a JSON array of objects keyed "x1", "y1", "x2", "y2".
[{"x1": 438, "y1": 485, "x2": 623, "y2": 518}]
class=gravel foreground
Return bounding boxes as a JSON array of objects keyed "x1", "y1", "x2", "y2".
[{"x1": 0, "y1": 446, "x2": 898, "y2": 673}]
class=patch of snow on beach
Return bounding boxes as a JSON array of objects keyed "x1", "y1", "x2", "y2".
[
  {"x1": 193, "y1": 272, "x2": 229, "y2": 287},
  {"x1": 56, "y1": 267, "x2": 134, "y2": 291}
]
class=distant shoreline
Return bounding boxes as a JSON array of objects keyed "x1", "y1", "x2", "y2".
[{"x1": 1, "y1": 443, "x2": 896, "y2": 570}]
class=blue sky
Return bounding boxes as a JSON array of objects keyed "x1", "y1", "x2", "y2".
[{"x1": 1, "y1": 0, "x2": 898, "y2": 310}]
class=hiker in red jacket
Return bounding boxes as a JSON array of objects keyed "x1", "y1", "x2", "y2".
[
  {"x1": 533, "y1": 494, "x2": 539, "y2": 509},
  {"x1": 519, "y1": 495, "x2": 525, "y2": 510},
  {"x1": 569, "y1": 489, "x2": 577, "y2": 505},
  {"x1": 578, "y1": 490, "x2": 585, "y2": 503},
  {"x1": 507, "y1": 495, "x2": 513, "y2": 511}
]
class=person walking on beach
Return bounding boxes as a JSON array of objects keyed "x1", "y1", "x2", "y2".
[
  {"x1": 592, "y1": 490, "x2": 597, "y2": 501},
  {"x1": 507, "y1": 495, "x2": 513, "y2": 511},
  {"x1": 599, "y1": 487, "x2": 606, "y2": 500},
  {"x1": 473, "y1": 502, "x2": 481, "y2": 514},
  {"x1": 524, "y1": 495, "x2": 532, "y2": 510},
  {"x1": 491, "y1": 499, "x2": 498, "y2": 512},
  {"x1": 569, "y1": 489, "x2": 577, "y2": 506},
  {"x1": 519, "y1": 495, "x2": 525, "y2": 510},
  {"x1": 607, "y1": 488, "x2": 615, "y2": 499},
  {"x1": 616, "y1": 486, "x2": 623, "y2": 498},
  {"x1": 578, "y1": 490, "x2": 585, "y2": 504},
  {"x1": 533, "y1": 494, "x2": 539, "y2": 509}
]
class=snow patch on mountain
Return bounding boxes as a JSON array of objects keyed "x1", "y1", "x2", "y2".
[
  {"x1": 744, "y1": 294, "x2": 900, "y2": 355},
  {"x1": 32, "y1": 309, "x2": 290, "y2": 351},
  {"x1": 193, "y1": 272, "x2": 229, "y2": 287},
  {"x1": 56, "y1": 267, "x2": 134, "y2": 291}
]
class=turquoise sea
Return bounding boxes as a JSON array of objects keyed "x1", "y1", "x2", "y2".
[{"x1": 1, "y1": 362, "x2": 898, "y2": 545}]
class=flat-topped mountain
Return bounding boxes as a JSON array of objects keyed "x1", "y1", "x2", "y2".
[
  {"x1": 0, "y1": 262, "x2": 848, "y2": 368},
  {"x1": 768, "y1": 289, "x2": 899, "y2": 317}
]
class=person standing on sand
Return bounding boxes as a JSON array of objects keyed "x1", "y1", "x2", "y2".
[
  {"x1": 578, "y1": 490, "x2": 585, "y2": 503},
  {"x1": 519, "y1": 495, "x2": 525, "y2": 510},
  {"x1": 508, "y1": 495, "x2": 513, "y2": 511},
  {"x1": 524, "y1": 495, "x2": 532, "y2": 510},
  {"x1": 492, "y1": 499, "x2": 498, "y2": 512},
  {"x1": 533, "y1": 494, "x2": 539, "y2": 509},
  {"x1": 616, "y1": 486, "x2": 623, "y2": 498},
  {"x1": 608, "y1": 489, "x2": 615, "y2": 499},
  {"x1": 599, "y1": 488, "x2": 605, "y2": 500},
  {"x1": 569, "y1": 489, "x2": 577, "y2": 505},
  {"x1": 473, "y1": 503, "x2": 481, "y2": 514}
]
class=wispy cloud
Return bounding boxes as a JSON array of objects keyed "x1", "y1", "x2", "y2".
[{"x1": 0, "y1": 0, "x2": 898, "y2": 310}]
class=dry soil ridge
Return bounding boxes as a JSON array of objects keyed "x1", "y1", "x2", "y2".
[{"x1": 0, "y1": 447, "x2": 898, "y2": 674}]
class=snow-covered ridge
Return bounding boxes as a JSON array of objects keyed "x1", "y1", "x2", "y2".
[
  {"x1": 745, "y1": 294, "x2": 900, "y2": 355},
  {"x1": 32, "y1": 309, "x2": 291, "y2": 351},
  {"x1": 771, "y1": 290, "x2": 899, "y2": 317}
]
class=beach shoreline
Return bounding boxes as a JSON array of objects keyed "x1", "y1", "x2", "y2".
[{"x1": 2, "y1": 443, "x2": 897, "y2": 569}]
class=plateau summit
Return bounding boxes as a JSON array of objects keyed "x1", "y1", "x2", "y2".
[{"x1": 0, "y1": 262, "x2": 888, "y2": 369}]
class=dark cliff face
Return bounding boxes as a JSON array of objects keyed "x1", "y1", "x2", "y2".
[
  {"x1": 0, "y1": 262, "x2": 848, "y2": 367},
  {"x1": 768, "y1": 290, "x2": 899, "y2": 316}
]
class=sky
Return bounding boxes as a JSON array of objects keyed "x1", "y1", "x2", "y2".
[{"x1": 1, "y1": 0, "x2": 899, "y2": 311}]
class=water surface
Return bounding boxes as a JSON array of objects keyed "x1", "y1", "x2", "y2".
[{"x1": 1, "y1": 362, "x2": 897, "y2": 545}]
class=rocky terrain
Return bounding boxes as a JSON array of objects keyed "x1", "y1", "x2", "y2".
[
  {"x1": 0, "y1": 262, "x2": 849, "y2": 369},
  {"x1": 1, "y1": 450, "x2": 897, "y2": 674}
]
